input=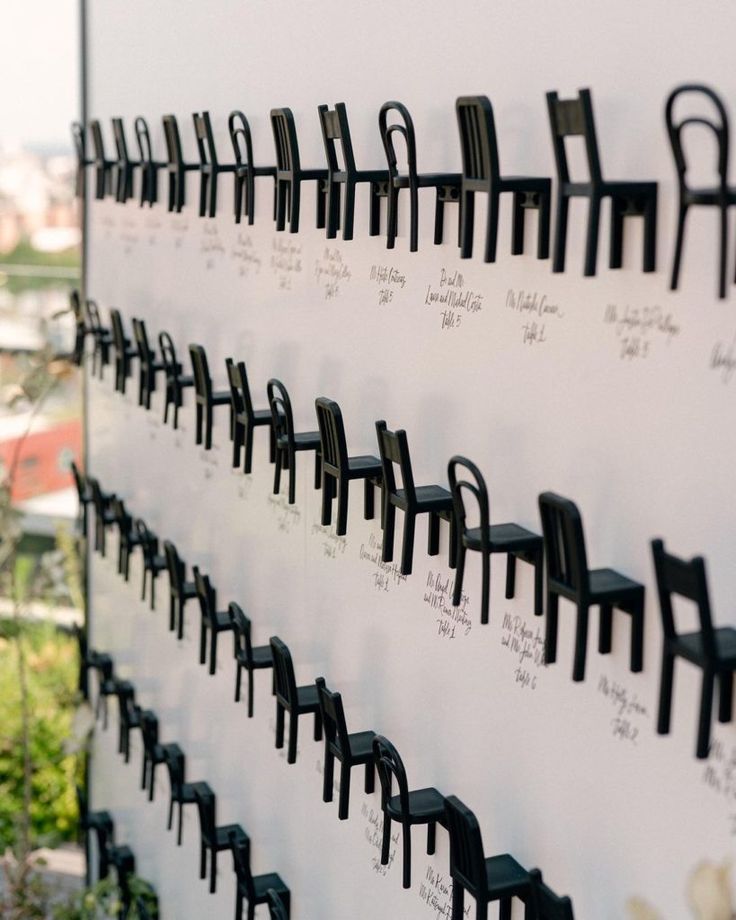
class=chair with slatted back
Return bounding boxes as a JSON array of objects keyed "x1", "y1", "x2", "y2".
[
  {"x1": 538, "y1": 492, "x2": 645, "y2": 682},
  {"x1": 163, "y1": 743, "x2": 199, "y2": 846},
  {"x1": 162, "y1": 113, "x2": 200, "y2": 212},
  {"x1": 110, "y1": 496, "x2": 143, "y2": 581},
  {"x1": 84, "y1": 299, "x2": 112, "y2": 379},
  {"x1": 230, "y1": 833, "x2": 291, "y2": 920},
  {"x1": 89, "y1": 119, "x2": 114, "y2": 199},
  {"x1": 378, "y1": 101, "x2": 461, "y2": 253},
  {"x1": 528, "y1": 870, "x2": 576, "y2": 920},
  {"x1": 193, "y1": 782, "x2": 248, "y2": 894},
  {"x1": 226, "y1": 358, "x2": 274, "y2": 474},
  {"x1": 134, "y1": 116, "x2": 166, "y2": 207},
  {"x1": 270, "y1": 107, "x2": 328, "y2": 233},
  {"x1": 373, "y1": 735, "x2": 447, "y2": 890},
  {"x1": 665, "y1": 84, "x2": 736, "y2": 299},
  {"x1": 193, "y1": 567, "x2": 236, "y2": 676},
  {"x1": 375, "y1": 420, "x2": 457, "y2": 576},
  {"x1": 546, "y1": 88, "x2": 657, "y2": 276},
  {"x1": 192, "y1": 110, "x2": 237, "y2": 218},
  {"x1": 456, "y1": 95, "x2": 551, "y2": 263},
  {"x1": 164, "y1": 540, "x2": 198, "y2": 639},
  {"x1": 111, "y1": 117, "x2": 139, "y2": 204},
  {"x1": 109, "y1": 308, "x2": 137, "y2": 395},
  {"x1": 228, "y1": 110, "x2": 277, "y2": 225},
  {"x1": 229, "y1": 602, "x2": 274, "y2": 717},
  {"x1": 318, "y1": 102, "x2": 388, "y2": 241},
  {"x1": 315, "y1": 397, "x2": 382, "y2": 536},
  {"x1": 651, "y1": 538, "x2": 736, "y2": 759},
  {"x1": 270, "y1": 636, "x2": 322, "y2": 765},
  {"x1": 444, "y1": 795, "x2": 533, "y2": 920},
  {"x1": 189, "y1": 344, "x2": 231, "y2": 450},
  {"x1": 158, "y1": 332, "x2": 193, "y2": 429},
  {"x1": 267, "y1": 378, "x2": 322, "y2": 506},
  {"x1": 132, "y1": 318, "x2": 165, "y2": 410}
]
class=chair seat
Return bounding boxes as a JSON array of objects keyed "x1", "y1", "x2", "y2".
[
  {"x1": 346, "y1": 730, "x2": 377, "y2": 758},
  {"x1": 465, "y1": 523, "x2": 541, "y2": 553},
  {"x1": 252, "y1": 872, "x2": 289, "y2": 899},
  {"x1": 212, "y1": 610, "x2": 236, "y2": 631},
  {"x1": 215, "y1": 824, "x2": 248, "y2": 849},
  {"x1": 683, "y1": 186, "x2": 736, "y2": 206},
  {"x1": 588, "y1": 567, "x2": 643, "y2": 601},
  {"x1": 673, "y1": 626, "x2": 736, "y2": 666},
  {"x1": 395, "y1": 484, "x2": 453, "y2": 512},
  {"x1": 497, "y1": 175, "x2": 550, "y2": 190},
  {"x1": 485, "y1": 853, "x2": 530, "y2": 895},
  {"x1": 395, "y1": 173, "x2": 461, "y2": 189},
  {"x1": 252, "y1": 408, "x2": 272, "y2": 423},
  {"x1": 277, "y1": 431, "x2": 321, "y2": 450},
  {"x1": 347, "y1": 455, "x2": 382, "y2": 475},
  {"x1": 297, "y1": 168, "x2": 328, "y2": 181},
  {"x1": 296, "y1": 683, "x2": 320, "y2": 709},
  {"x1": 249, "y1": 644, "x2": 274, "y2": 667},
  {"x1": 387, "y1": 787, "x2": 445, "y2": 822}
]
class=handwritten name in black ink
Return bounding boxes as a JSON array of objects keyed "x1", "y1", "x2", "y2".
[
  {"x1": 230, "y1": 233, "x2": 262, "y2": 276},
  {"x1": 500, "y1": 612, "x2": 545, "y2": 689},
  {"x1": 271, "y1": 239, "x2": 302, "y2": 290},
  {"x1": 603, "y1": 303, "x2": 680, "y2": 361},
  {"x1": 710, "y1": 334, "x2": 736, "y2": 384},
  {"x1": 359, "y1": 531, "x2": 407, "y2": 591},
  {"x1": 425, "y1": 268, "x2": 483, "y2": 331},
  {"x1": 424, "y1": 570, "x2": 471, "y2": 639},
  {"x1": 314, "y1": 247, "x2": 352, "y2": 300},
  {"x1": 310, "y1": 523, "x2": 348, "y2": 560},
  {"x1": 266, "y1": 494, "x2": 301, "y2": 533}
]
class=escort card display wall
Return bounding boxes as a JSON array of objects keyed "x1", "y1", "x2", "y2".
[{"x1": 83, "y1": 1, "x2": 736, "y2": 917}]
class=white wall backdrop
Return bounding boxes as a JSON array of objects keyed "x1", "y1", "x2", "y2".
[{"x1": 85, "y1": 1, "x2": 736, "y2": 917}]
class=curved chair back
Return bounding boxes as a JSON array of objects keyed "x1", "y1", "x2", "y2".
[
  {"x1": 665, "y1": 84, "x2": 729, "y2": 192},
  {"x1": 447, "y1": 455, "x2": 490, "y2": 548},
  {"x1": 372, "y1": 735, "x2": 411, "y2": 818},
  {"x1": 378, "y1": 100, "x2": 418, "y2": 185}
]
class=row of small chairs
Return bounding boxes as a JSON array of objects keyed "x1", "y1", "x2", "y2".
[
  {"x1": 78, "y1": 625, "x2": 574, "y2": 919},
  {"x1": 72, "y1": 84, "x2": 736, "y2": 290}
]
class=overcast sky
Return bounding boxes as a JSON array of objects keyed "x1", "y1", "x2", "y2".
[{"x1": 0, "y1": 0, "x2": 79, "y2": 150}]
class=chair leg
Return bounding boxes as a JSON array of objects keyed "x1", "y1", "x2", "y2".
[
  {"x1": 382, "y1": 503, "x2": 396, "y2": 563},
  {"x1": 572, "y1": 604, "x2": 590, "y2": 681},
  {"x1": 208, "y1": 175, "x2": 218, "y2": 219},
  {"x1": 364, "y1": 759, "x2": 375, "y2": 794},
  {"x1": 609, "y1": 197, "x2": 624, "y2": 269},
  {"x1": 177, "y1": 801, "x2": 184, "y2": 845},
  {"x1": 428, "y1": 512, "x2": 440, "y2": 556},
  {"x1": 598, "y1": 603, "x2": 613, "y2": 654},
  {"x1": 275, "y1": 703, "x2": 285, "y2": 749},
  {"x1": 209, "y1": 626, "x2": 217, "y2": 675},
  {"x1": 670, "y1": 203, "x2": 688, "y2": 291},
  {"x1": 268, "y1": 424, "x2": 276, "y2": 463},
  {"x1": 718, "y1": 204, "x2": 728, "y2": 299},
  {"x1": 657, "y1": 650, "x2": 676, "y2": 734},
  {"x1": 342, "y1": 181, "x2": 356, "y2": 241},
  {"x1": 338, "y1": 762, "x2": 351, "y2": 820},
  {"x1": 275, "y1": 180, "x2": 287, "y2": 231},
  {"x1": 533, "y1": 549, "x2": 544, "y2": 616},
  {"x1": 643, "y1": 190, "x2": 657, "y2": 273},
  {"x1": 400, "y1": 513, "x2": 416, "y2": 576},
  {"x1": 368, "y1": 183, "x2": 381, "y2": 237},
  {"x1": 480, "y1": 552, "x2": 490, "y2": 625},
  {"x1": 381, "y1": 815, "x2": 392, "y2": 865},
  {"x1": 195, "y1": 402, "x2": 203, "y2": 446},
  {"x1": 314, "y1": 450, "x2": 322, "y2": 490},
  {"x1": 459, "y1": 189, "x2": 475, "y2": 259},
  {"x1": 247, "y1": 669, "x2": 255, "y2": 718},
  {"x1": 544, "y1": 592, "x2": 559, "y2": 664},
  {"x1": 204, "y1": 403, "x2": 214, "y2": 451},
  {"x1": 584, "y1": 196, "x2": 601, "y2": 276},
  {"x1": 210, "y1": 848, "x2": 217, "y2": 894},
  {"x1": 235, "y1": 664, "x2": 242, "y2": 703},
  {"x1": 273, "y1": 449, "x2": 283, "y2": 495},
  {"x1": 499, "y1": 899, "x2": 511, "y2": 920},
  {"x1": 326, "y1": 181, "x2": 340, "y2": 240},
  {"x1": 718, "y1": 670, "x2": 734, "y2": 723},
  {"x1": 287, "y1": 712, "x2": 298, "y2": 764},
  {"x1": 452, "y1": 545, "x2": 466, "y2": 606},
  {"x1": 287, "y1": 450, "x2": 297, "y2": 505},
  {"x1": 433, "y1": 190, "x2": 445, "y2": 246},
  {"x1": 323, "y1": 751, "x2": 335, "y2": 803},
  {"x1": 409, "y1": 183, "x2": 420, "y2": 252},
  {"x1": 232, "y1": 423, "x2": 243, "y2": 469},
  {"x1": 243, "y1": 424, "x2": 255, "y2": 475},
  {"x1": 401, "y1": 823, "x2": 412, "y2": 889},
  {"x1": 177, "y1": 597, "x2": 186, "y2": 641},
  {"x1": 316, "y1": 179, "x2": 327, "y2": 229},
  {"x1": 198, "y1": 173, "x2": 208, "y2": 219},
  {"x1": 552, "y1": 193, "x2": 569, "y2": 273},
  {"x1": 505, "y1": 553, "x2": 516, "y2": 599},
  {"x1": 199, "y1": 619, "x2": 207, "y2": 666},
  {"x1": 696, "y1": 670, "x2": 715, "y2": 759},
  {"x1": 313, "y1": 710, "x2": 323, "y2": 741},
  {"x1": 321, "y1": 473, "x2": 334, "y2": 526},
  {"x1": 426, "y1": 821, "x2": 436, "y2": 855},
  {"x1": 386, "y1": 186, "x2": 399, "y2": 250},
  {"x1": 538, "y1": 187, "x2": 551, "y2": 259},
  {"x1": 363, "y1": 478, "x2": 375, "y2": 521},
  {"x1": 448, "y1": 515, "x2": 457, "y2": 569},
  {"x1": 452, "y1": 882, "x2": 465, "y2": 920},
  {"x1": 483, "y1": 192, "x2": 500, "y2": 263},
  {"x1": 511, "y1": 192, "x2": 525, "y2": 255},
  {"x1": 289, "y1": 180, "x2": 301, "y2": 234},
  {"x1": 200, "y1": 840, "x2": 207, "y2": 880},
  {"x1": 630, "y1": 598, "x2": 644, "y2": 673},
  {"x1": 336, "y1": 480, "x2": 349, "y2": 537},
  {"x1": 167, "y1": 796, "x2": 174, "y2": 831}
]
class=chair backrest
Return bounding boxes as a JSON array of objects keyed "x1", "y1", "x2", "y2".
[
  {"x1": 318, "y1": 102, "x2": 357, "y2": 176},
  {"x1": 267, "y1": 378, "x2": 295, "y2": 449},
  {"x1": 372, "y1": 735, "x2": 411, "y2": 819},
  {"x1": 135, "y1": 519, "x2": 158, "y2": 568},
  {"x1": 267, "y1": 889, "x2": 289, "y2": 920},
  {"x1": 140, "y1": 710, "x2": 159, "y2": 754},
  {"x1": 665, "y1": 84, "x2": 729, "y2": 192},
  {"x1": 88, "y1": 476, "x2": 106, "y2": 514},
  {"x1": 109, "y1": 308, "x2": 128, "y2": 354},
  {"x1": 162, "y1": 114, "x2": 185, "y2": 168},
  {"x1": 110, "y1": 496, "x2": 132, "y2": 539},
  {"x1": 315, "y1": 677, "x2": 352, "y2": 755},
  {"x1": 89, "y1": 119, "x2": 107, "y2": 165},
  {"x1": 163, "y1": 540, "x2": 185, "y2": 593},
  {"x1": 116, "y1": 680, "x2": 138, "y2": 728},
  {"x1": 270, "y1": 107, "x2": 301, "y2": 175},
  {"x1": 85, "y1": 299, "x2": 104, "y2": 335},
  {"x1": 192, "y1": 111, "x2": 218, "y2": 168},
  {"x1": 444, "y1": 795, "x2": 489, "y2": 899},
  {"x1": 315, "y1": 397, "x2": 349, "y2": 476},
  {"x1": 111, "y1": 117, "x2": 131, "y2": 166},
  {"x1": 455, "y1": 96, "x2": 501, "y2": 183},
  {"x1": 447, "y1": 455, "x2": 490, "y2": 545},
  {"x1": 71, "y1": 122, "x2": 86, "y2": 195},
  {"x1": 194, "y1": 782, "x2": 216, "y2": 844},
  {"x1": 651, "y1": 538, "x2": 717, "y2": 657},
  {"x1": 546, "y1": 88, "x2": 602, "y2": 185},
  {"x1": 537, "y1": 492, "x2": 589, "y2": 596},
  {"x1": 163, "y1": 743, "x2": 185, "y2": 797},
  {"x1": 229, "y1": 602, "x2": 254, "y2": 661},
  {"x1": 378, "y1": 101, "x2": 419, "y2": 185},
  {"x1": 530, "y1": 870, "x2": 576, "y2": 920},
  {"x1": 270, "y1": 636, "x2": 298, "y2": 709},
  {"x1": 230, "y1": 836, "x2": 257, "y2": 900},
  {"x1": 189, "y1": 344, "x2": 213, "y2": 400},
  {"x1": 70, "y1": 459, "x2": 86, "y2": 500},
  {"x1": 228, "y1": 110, "x2": 255, "y2": 168},
  {"x1": 158, "y1": 331, "x2": 181, "y2": 382},
  {"x1": 193, "y1": 566, "x2": 216, "y2": 620},
  {"x1": 131, "y1": 318, "x2": 153, "y2": 366},
  {"x1": 375, "y1": 420, "x2": 416, "y2": 503},
  {"x1": 134, "y1": 116, "x2": 154, "y2": 165},
  {"x1": 226, "y1": 358, "x2": 256, "y2": 420}
]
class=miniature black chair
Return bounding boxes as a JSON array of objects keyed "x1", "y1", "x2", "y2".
[
  {"x1": 193, "y1": 782, "x2": 247, "y2": 894},
  {"x1": 546, "y1": 88, "x2": 657, "y2": 276},
  {"x1": 163, "y1": 540, "x2": 197, "y2": 639},
  {"x1": 270, "y1": 107, "x2": 328, "y2": 233},
  {"x1": 71, "y1": 122, "x2": 92, "y2": 199},
  {"x1": 230, "y1": 833, "x2": 291, "y2": 920},
  {"x1": 162, "y1": 113, "x2": 200, "y2": 212},
  {"x1": 163, "y1": 743, "x2": 198, "y2": 846},
  {"x1": 378, "y1": 101, "x2": 461, "y2": 253},
  {"x1": 193, "y1": 567, "x2": 236, "y2": 676},
  {"x1": 267, "y1": 378, "x2": 322, "y2": 506},
  {"x1": 110, "y1": 496, "x2": 143, "y2": 581},
  {"x1": 70, "y1": 459, "x2": 92, "y2": 538},
  {"x1": 270, "y1": 636, "x2": 323, "y2": 765},
  {"x1": 74, "y1": 632, "x2": 113, "y2": 715},
  {"x1": 538, "y1": 492, "x2": 645, "y2": 682},
  {"x1": 76, "y1": 785, "x2": 114, "y2": 884},
  {"x1": 192, "y1": 111, "x2": 237, "y2": 218},
  {"x1": 229, "y1": 602, "x2": 274, "y2": 717},
  {"x1": 448, "y1": 456, "x2": 543, "y2": 625},
  {"x1": 444, "y1": 795, "x2": 533, "y2": 920},
  {"x1": 228, "y1": 110, "x2": 277, "y2": 225},
  {"x1": 69, "y1": 289, "x2": 87, "y2": 366},
  {"x1": 88, "y1": 477, "x2": 116, "y2": 556},
  {"x1": 159, "y1": 331, "x2": 193, "y2": 429},
  {"x1": 131, "y1": 318, "x2": 165, "y2": 410},
  {"x1": 89, "y1": 119, "x2": 114, "y2": 200},
  {"x1": 115, "y1": 680, "x2": 142, "y2": 764},
  {"x1": 86, "y1": 649, "x2": 115, "y2": 727},
  {"x1": 72, "y1": 624, "x2": 92, "y2": 699},
  {"x1": 315, "y1": 397, "x2": 382, "y2": 536},
  {"x1": 665, "y1": 84, "x2": 736, "y2": 299},
  {"x1": 85, "y1": 299, "x2": 112, "y2": 379},
  {"x1": 456, "y1": 96, "x2": 551, "y2": 263},
  {"x1": 375, "y1": 420, "x2": 457, "y2": 576},
  {"x1": 317, "y1": 102, "x2": 388, "y2": 240},
  {"x1": 140, "y1": 710, "x2": 167, "y2": 802},
  {"x1": 135, "y1": 519, "x2": 166, "y2": 610},
  {"x1": 315, "y1": 677, "x2": 376, "y2": 820},
  {"x1": 267, "y1": 890, "x2": 290, "y2": 920},
  {"x1": 111, "y1": 117, "x2": 139, "y2": 204},
  {"x1": 109, "y1": 308, "x2": 137, "y2": 395},
  {"x1": 529, "y1": 870, "x2": 575, "y2": 920},
  {"x1": 189, "y1": 344, "x2": 232, "y2": 450},
  {"x1": 134, "y1": 116, "x2": 166, "y2": 207},
  {"x1": 372, "y1": 734, "x2": 447, "y2": 890},
  {"x1": 226, "y1": 358, "x2": 275, "y2": 474},
  {"x1": 651, "y1": 538, "x2": 736, "y2": 760}
]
